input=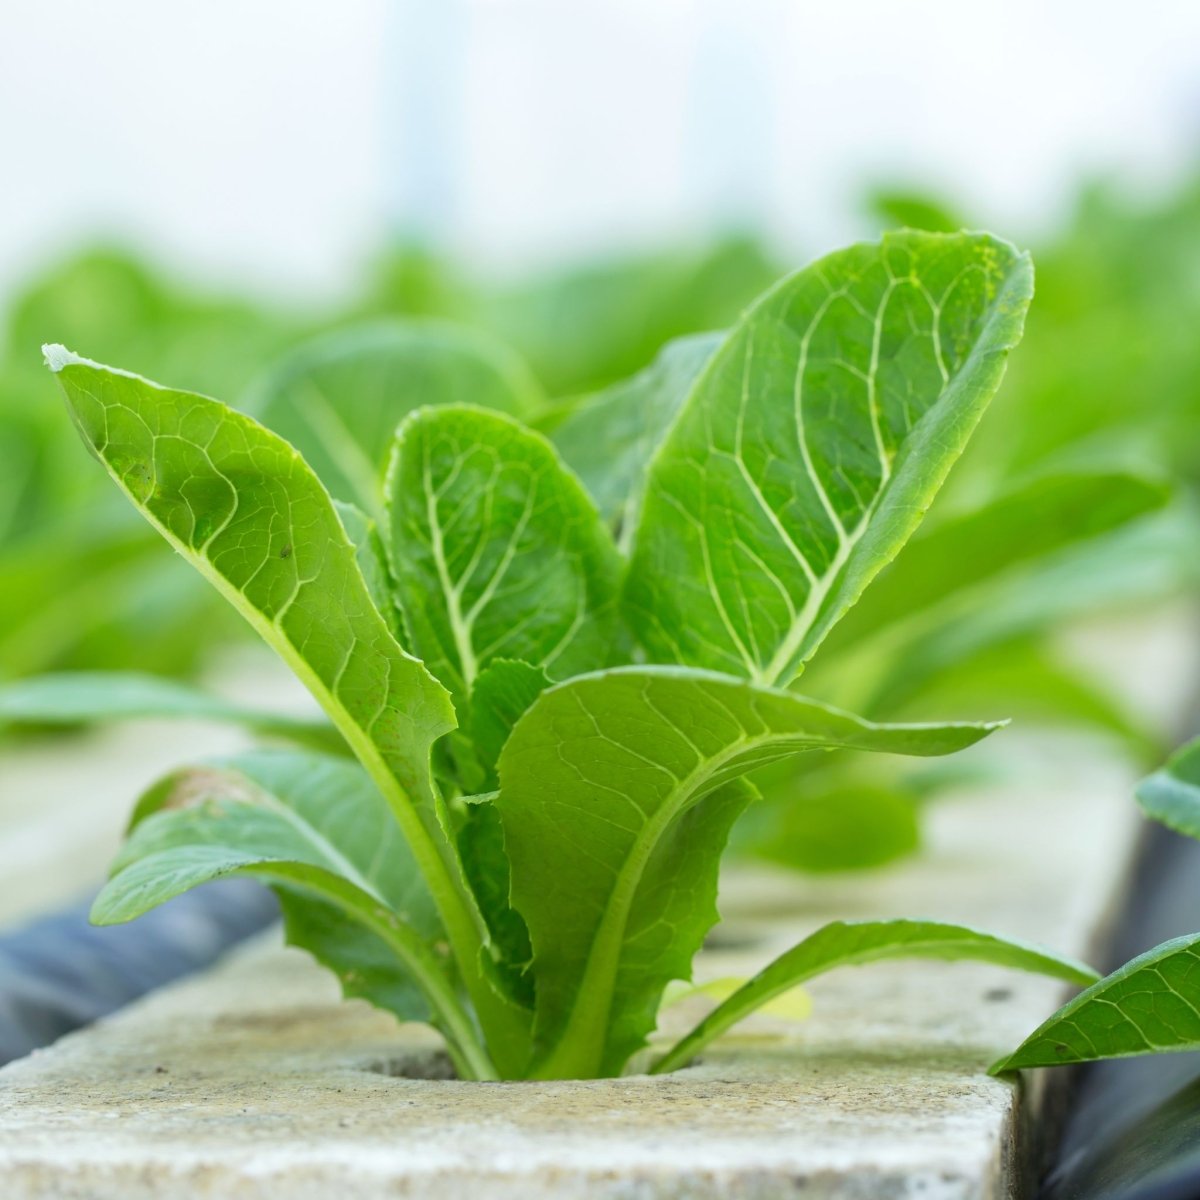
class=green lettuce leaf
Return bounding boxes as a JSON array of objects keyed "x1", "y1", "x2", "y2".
[
  {"x1": 991, "y1": 933, "x2": 1200, "y2": 1074},
  {"x1": 496, "y1": 665, "x2": 1001, "y2": 1078},
  {"x1": 386, "y1": 404, "x2": 622, "y2": 711},
  {"x1": 42, "y1": 347, "x2": 519, "y2": 1046},
  {"x1": 93, "y1": 751, "x2": 493, "y2": 1079},
  {"x1": 623, "y1": 231, "x2": 1034, "y2": 685},
  {"x1": 45, "y1": 346, "x2": 453, "y2": 817}
]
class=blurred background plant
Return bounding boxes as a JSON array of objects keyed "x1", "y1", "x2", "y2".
[{"x1": 4, "y1": 0, "x2": 1200, "y2": 879}]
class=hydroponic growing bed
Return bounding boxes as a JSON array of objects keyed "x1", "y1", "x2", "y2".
[{"x1": 4, "y1": 225, "x2": 1200, "y2": 1198}]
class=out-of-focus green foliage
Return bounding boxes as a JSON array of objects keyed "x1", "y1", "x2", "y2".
[
  {"x1": 984, "y1": 179, "x2": 1200, "y2": 486},
  {"x1": 734, "y1": 174, "x2": 1200, "y2": 875},
  {"x1": 0, "y1": 247, "x2": 318, "y2": 678},
  {"x1": 12, "y1": 168, "x2": 1200, "y2": 886},
  {"x1": 6, "y1": 248, "x2": 298, "y2": 399},
  {"x1": 863, "y1": 186, "x2": 965, "y2": 235},
  {"x1": 363, "y1": 234, "x2": 781, "y2": 395},
  {"x1": 248, "y1": 320, "x2": 544, "y2": 523},
  {"x1": 1, "y1": 236, "x2": 777, "y2": 682},
  {"x1": 867, "y1": 174, "x2": 1200, "y2": 491}
]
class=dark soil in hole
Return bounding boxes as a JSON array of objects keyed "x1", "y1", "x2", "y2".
[
  {"x1": 360, "y1": 1049, "x2": 459, "y2": 1080},
  {"x1": 703, "y1": 923, "x2": 767, "y2": 951}
]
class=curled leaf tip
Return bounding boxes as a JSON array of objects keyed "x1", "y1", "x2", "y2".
[{"x1": 42, "y1": 343, "x2": 76, "y2": 372}]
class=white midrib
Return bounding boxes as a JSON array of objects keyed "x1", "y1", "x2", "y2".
[
  {"x1": 757, "y1": 268, "x2": 904, "y2": 688},
  {"x1": 419, "y1": 449, "x2": 539, "y2": 695},
  {"x1": 755, "y1": 506, "x2": 870, "y2": 688},
  {"x1": 422, "y1": 458, "x2": 479, "y2": 689}
]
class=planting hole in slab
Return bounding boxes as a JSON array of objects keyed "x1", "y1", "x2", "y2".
[
  {"x1": 702, "y1": 923, "x2": 769, "y2": 952},
  {"x1": 360, "y1": 1050, "x2": 459, "y2": 1081}
]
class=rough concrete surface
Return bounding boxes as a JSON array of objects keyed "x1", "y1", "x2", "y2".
[{"x1": 0, "y1": 719, "x2": 1153, "y2": 1199}]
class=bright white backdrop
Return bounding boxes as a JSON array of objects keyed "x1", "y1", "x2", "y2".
[{"x1": 2, "y1": 0, "x2": 1199, "y2": 303}]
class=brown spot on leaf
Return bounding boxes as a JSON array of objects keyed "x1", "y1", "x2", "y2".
[{"x1": 160, "y1": 768, "x2": 253, "y2": 812}]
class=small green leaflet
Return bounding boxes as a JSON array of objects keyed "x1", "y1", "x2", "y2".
[
  {"x1": 623, "y1": 231, "x2": 1034, "y2": 686},
  {"x1": 468, "y1": 659, "x2": 552, "y2": 789},
  {"x1": 991, "y1": 933, "x2": 1200, "y2": 1074},
  {"x1": 1137, "y1": 736, "x2": 1200, "y2": 839},
  {"x1": 457, "y1": 797, "x2": 535, "y2": 1011},
  {"x1": 455, "y1": 658, "x2": 553, "y2": 1010},
  {"x1": 988, "y1": 740, "x2": 1200, "y2": 1073},
  {"x1": 250, "y1": 319, "x2": 542, "y2": 523},
  {"x1": 387, "y1": 405, "x2": 622, "y2": 710},
  {"x1": 0, "y1": 670, "x2": 339, "y2": 752},
  {"x1": 496, "y1": 665, "x2": 1002, "y2": 1079},
  {"x1": 548, "y1": 332, "x2": 721, "y2": 541},
  {"x1": 654, "y1": 919, "x2": 1099, "y2": 1074}
]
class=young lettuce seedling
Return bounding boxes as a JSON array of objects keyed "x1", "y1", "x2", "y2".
[{"x1": 43, "y1": 231, "x2": 1097, "y2": 1081}]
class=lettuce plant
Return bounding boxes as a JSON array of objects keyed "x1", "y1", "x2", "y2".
[{"x1": 42, "y1": 231, "x2": 1100, "y2": 1081}]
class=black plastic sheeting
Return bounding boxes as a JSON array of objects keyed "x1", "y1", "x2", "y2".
[
  {"x1": 0, "y1": 879, "x2": 278, "y2": 1065},
  {"x1": 1044, "y1": 825, "x2": 1200, "y2": 1199}
]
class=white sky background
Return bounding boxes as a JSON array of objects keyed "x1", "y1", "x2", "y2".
[{"x1": 2, "y1": 0, "x2": 1199, "y2": 305}]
